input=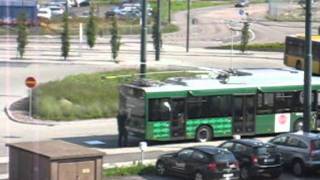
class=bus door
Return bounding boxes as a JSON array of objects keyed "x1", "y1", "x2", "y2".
[
  {"x1": 171, "y1": 98, "x2": 186, "y2": 138},
  {"x1": 233, "y1": 95, "x2": 256, "y2": 134}
]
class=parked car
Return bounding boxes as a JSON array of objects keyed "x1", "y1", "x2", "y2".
[
  {"x1": 235, "y1": 0, "x2": 250, "y2": 7},
  {"x1": 156, "y1": 146, "x2": 240, "y2": 180},
  {"x1": 47, "y1": 4, "x2": 64, "y2": 16},
  {"x1": 219, "y1": 139, "x2": 283, "y2": 179},
  {"x1": 268, "y1": 132, "x2": 320, "y2": 176},
  {"x1": 37, "y1": 8, "x2": 52, "y2": 19},
  {"x1": 78, "y1": 0, "x2": 91, "y2": 7}
]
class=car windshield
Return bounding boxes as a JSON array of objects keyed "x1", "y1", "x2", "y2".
[
  {"x1": 214, "y1": 152, "x2": 235, "y2": 163},
  {"x1": 256, "y1": 146, "x2": 276, "y2": 155},
  {"x1": 312, "y1": 140, "x2": 320, "y2": 150}
]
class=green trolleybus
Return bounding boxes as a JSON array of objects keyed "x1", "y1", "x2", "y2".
[{"x1": 119, "y1": 68, "x2": 320, "y2": 142}]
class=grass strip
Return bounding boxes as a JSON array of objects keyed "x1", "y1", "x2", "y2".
[
  {"x1": 211, "y1": 42, "x2": 285, "y2": 52},
  {"x1": 104, "y1": 164, "x2": 156, "y2": 177}
]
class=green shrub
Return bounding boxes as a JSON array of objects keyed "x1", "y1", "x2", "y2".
[
  {"x1": 104, "y1": 164, "x2": 155, "y2": 177},
  {"x1": 213, "y1": 42, "x2": 285, "y2": 52}
]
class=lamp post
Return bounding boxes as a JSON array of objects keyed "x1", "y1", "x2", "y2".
[
  {"x1": 168, "y1": 0, "x2": 171, "y2": 24},
  {"x1": 156, "y1": 0, "x2": 161, "y2": 61},
  {"x1": 303, "y1": 0, "x2": 312, "y2": 132},
  {"x1": 140, "y1": 0, "x2": 147, "y2": 79},
  {"x1": 186, "y1": 0, "x2": 191, "y2": 52}
]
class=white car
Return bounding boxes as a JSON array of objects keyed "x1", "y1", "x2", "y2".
[
  {"x1": 48, "y1": 5, "x2": 64, "y2": 16},
  {"x1": 37, "y1": 8, "x2": 52, "y2": 19}
]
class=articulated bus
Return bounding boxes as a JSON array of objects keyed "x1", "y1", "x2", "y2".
[
  {"x1": 284, "y1": 35, "x2": 320, "y2": 74},
  {"x1": 119, "y1": 69, "x2": 320, "y2": 142}
]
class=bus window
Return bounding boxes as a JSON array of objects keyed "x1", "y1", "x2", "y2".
[
  {"x1": 149, "y1": 99, "x2": 171, "y2": 121},
  {"x1": 275, "y1": 92, "x2": 294, "y2": 113},
  {"x1": 257, "y1": 93, "x2": 274, "y2": 114},
  {"x1": 187, "y1": 97, "x2": 207, "y2": 119},
  {"x1": 208, "y1": 96, "x2": 232, "y2": 117}
]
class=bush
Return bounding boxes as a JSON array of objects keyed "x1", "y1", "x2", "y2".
[
  {"x1": 104, "y1": 164, "x2": 155, "y2": 177},
  {"x1": 213, "y1": 42, "x2": 285, "y2": 52}
]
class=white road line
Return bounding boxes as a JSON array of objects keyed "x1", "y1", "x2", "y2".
[
  {"x1": 0, "y1": 157, "x2": 8, "y2": 164},
  {"x1": 0, "y1": 174, "x2": 8, "y2": 180}
]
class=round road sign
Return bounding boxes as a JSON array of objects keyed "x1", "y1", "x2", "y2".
[{"x1": 25, "y1": 77, "x2": 37, "y2": 88}]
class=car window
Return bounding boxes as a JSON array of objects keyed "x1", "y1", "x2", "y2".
[
  {"x1": 234, "y1": 143, "x2": 248, "y2": 152},
  {"x1": 214, "y1": 151, "x2": 236, "y2": 163},
  {"x1": 191, "y1": 151, "x2": 209, "y2": 163},
  {"x1": 220, "y1": 142, "x2": 234, "y2": 151},
  {"x1": 256, "y1": 146, "x2": 276, "y2": 155},
  {"x1": 177, "y1": 149, "x2": 194, "y2": 160},
  {"x1": 286, "y1": 137, "x2": 307, "y2": 149},
  {"x1": 271, "y1": 136, "x2": 287, "y2": 145}
]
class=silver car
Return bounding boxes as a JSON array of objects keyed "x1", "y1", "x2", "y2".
[{"x1": 268, "y1": 132, "x2": 320, "y2": 176}]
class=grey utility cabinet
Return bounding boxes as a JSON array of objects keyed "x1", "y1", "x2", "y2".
[{"x1": 7, "y1": 140, "x2": 105, "y2": 180}]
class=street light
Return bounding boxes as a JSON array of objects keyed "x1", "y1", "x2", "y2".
[
  {"x1": 140, "y1": 0, "x2": 147, "y2": 79},
  {"x1": 186, "y1": 0, "x2": 191, "y2": 52},
  {"x1": 303, "y1": 0, "x2": 312, "y2": 132}
]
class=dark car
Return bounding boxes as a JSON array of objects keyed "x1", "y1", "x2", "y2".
[
  {"x1": 235, "y1": 0, "x2": 250, "y2": 7},
  {"x1": 156, "y1": 146, "x2": 240, "y2": 180},
  {"x1": 219, "y1": 139, "x2": 282, "y2": 179},
  {"x1": 268, "y1": 132, "x2": 320, "y2": 176}
]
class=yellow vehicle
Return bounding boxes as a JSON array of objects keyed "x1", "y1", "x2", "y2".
[{"x1": 284, "y1": 34, "x2": 320, "y2": 74}]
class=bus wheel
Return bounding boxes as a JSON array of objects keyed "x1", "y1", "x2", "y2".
[
  {"x1": 294, "y1": 119, "x2": 304, "y2": 132},
  {"x1": 196, "y1": 126, "x2": 212, "y2": 142},
  {"x1": 295, "y1": 61, "x2": 302, "y2": 70}
]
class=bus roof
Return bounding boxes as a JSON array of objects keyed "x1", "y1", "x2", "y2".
[
  {"x1": 125, "y1": 68, "x2": 320, "y2": 98},
  {"x1": 289, "y1": 34, "x2": 320, "y2": 42}
]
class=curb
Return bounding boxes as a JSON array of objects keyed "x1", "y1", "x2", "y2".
[{"x1": 4, "y1": 98, "x2": 112, "y2": 126}]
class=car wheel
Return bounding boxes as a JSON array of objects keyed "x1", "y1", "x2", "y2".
[
  {"x1": 292, "y1": 160, "x2": 305, "y2": 177},
  {"x1": 194, "y1": 171, "x2": 205, "y2": 180},
  {"x1": 156, "y1": 161, "x2": 166, "y2": 176},
  {"x1": 196, "y1": 126, "x2": 212, "y2": 142},
  {"x1": 240, "y1": 166, "x2": 250, "y2": 180},
  {"x1": 293, "y1": 119, "x2": 304, "y2": 132}
]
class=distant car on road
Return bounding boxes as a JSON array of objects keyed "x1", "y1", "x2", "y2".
[
  {"x1": 156, "y1": 146, "x2": 240, "y2": 180},
  {"x1": 268, "y1": 132, "x2": 320, "y2": 177},
  {"x1": 37, "y1": 8, "x2": 52, "y2": 19},
  {"x1": 235, "y1": 0, "x2": 250, "y2": 7},
  {"x1": 219, "y1": 139, "x2": 283, "y2": 180}
]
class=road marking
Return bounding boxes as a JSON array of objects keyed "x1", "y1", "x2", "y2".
[
  {"x1": 0, "y1": 157, "x2": 8, "y2": 164},
  {"x1": 0, "y1": 174, "x2": 8, "y2": 180},
  {"x1": 84, "y1": 140, "x2": 106, "y2": 145}
]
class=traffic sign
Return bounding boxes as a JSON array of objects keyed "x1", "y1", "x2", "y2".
[
  {"x1": 239, "y1": 9, "x2": 245, "y2": 16},
  {"x1": 25, "y1": 77, "x2": 37, "y2": 88}
]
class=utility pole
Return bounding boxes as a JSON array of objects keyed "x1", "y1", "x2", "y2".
[
  {"x1": 186, "y1": 0, "x2": 191, "y2": 52},
  {"x1": 156, "y1": 0, "x2": 161, "y2": 61},
  {"x1": 140, "y1": 0, "x2": 147, "y2": 79},
  {"x1": 304, "y1": 0, "x2": 312, "y2": 132},
  {"x1": 168, "y1": 0, "x2": 171, "y2": 24}
]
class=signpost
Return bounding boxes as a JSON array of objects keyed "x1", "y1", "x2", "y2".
[{"x1": 25, "y1": 77, "x2": 37, "y2": 119}]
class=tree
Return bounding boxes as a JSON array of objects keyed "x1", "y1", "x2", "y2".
[
  {"x1": 86, "y1": 5, "x2": 97, "y2": 48},
  {"x1": 61, "y1": 12, "x2": 70, "y2": 60},
  {"x1": 152, "y1": 10, "x2": 162, "y2": 60},
  {"x1": 240, "y1": 21, "x2": 250, "y2": 53},
  {"x1": 110, "y1": 16, "x2": 121, "y2": 62},
  {"x1": 16, "y1": 12, "x2": 28, "y2": 59}
]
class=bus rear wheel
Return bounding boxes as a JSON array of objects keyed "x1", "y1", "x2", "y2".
[
  {"x1": 294, "y1": 119, "x2": 304, "y2": 132},
  {"x1": 196, "y1": 126, "x2": 212, "y2": 142}
]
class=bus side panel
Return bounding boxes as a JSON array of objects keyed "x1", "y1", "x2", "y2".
[
  {"x1": 186, "y1": 118, "x2": 232, "y2": 138},
  {"x1": 146, "y1": 121, "x2": 171, "y2": 141},
  {"x1": 255, "y1": 115, "x2": 275, "y2": 134}
]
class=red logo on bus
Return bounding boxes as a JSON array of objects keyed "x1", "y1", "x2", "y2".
[{"x1": 278, "y1": 115, "x2": 287, "y2": 125}]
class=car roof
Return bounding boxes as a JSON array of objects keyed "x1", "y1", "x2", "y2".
[
  {"x1": 189, "y1": 146, "x2": 229, "y2": 155},
  {"x1": 285, "y1": 131, "x2": 320, "y2": 141},
  {"x1": 230, "y1": 139, "x2": 267, "y2": 147}
]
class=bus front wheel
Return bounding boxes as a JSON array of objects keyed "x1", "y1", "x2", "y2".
[{"x1": 196, "y1": 126, "x2": 213, "y2": 142}]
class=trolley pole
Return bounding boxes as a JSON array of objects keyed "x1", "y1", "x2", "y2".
[
  {"x1": 303, "y1": 0, "x2": 312, "y2": 132},
  {"x1": 186, "y1": 0, "x2": 191, "y2": 52},
  {"x1": 140, "y1": 0, "x2": 147, "y2": 79},
  {"x1": 156, "y1": 0, "x2": 161, "y2": 61}
]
